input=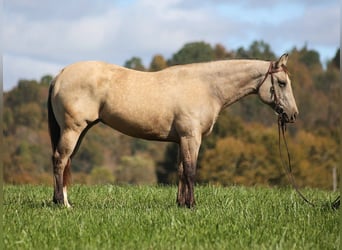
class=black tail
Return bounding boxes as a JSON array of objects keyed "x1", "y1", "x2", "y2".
[
  {"x1": 48, "y1": 81, "x2": 60, "y2": 152},
  {"x1": 48, "y1": 81, "x2": 72, "y2": 187}
]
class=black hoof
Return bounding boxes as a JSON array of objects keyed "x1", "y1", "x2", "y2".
[{"x1": 53, "y1": 196, "x2": 64, "y2": 205}]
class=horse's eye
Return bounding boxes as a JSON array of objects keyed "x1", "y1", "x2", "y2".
[{"x1": 278, "y1": 81, "x2": 286, "y2": 88}]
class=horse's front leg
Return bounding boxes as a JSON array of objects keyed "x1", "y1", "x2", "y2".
[
  {"x1": 177, "y1": 148, "x2": 187, "y2": 207},
  {"x1": 178, "y1": 135, "x2": 201, "y2": 208}
]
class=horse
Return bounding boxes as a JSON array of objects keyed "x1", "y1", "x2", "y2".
[{"x1": 48, "y1": 53, "x2": 298, "y2": 208}]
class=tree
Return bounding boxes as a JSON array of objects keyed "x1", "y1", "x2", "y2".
[
  {"x1": 199, "y1": 136, "x2": 271, "y2": 186},
  {"x1": 116, "y1": 154, "x2": 157, "y2": 184},
  {"x1": 157, "y1": 143, "x2": 178, "y2": 184},
  {"x1": 213, "y1": 43, "x2": 233, "y2": 60},
  {"x1": 200, "y1": 113, "x2": 245, "y2": 162},
  {"x1": 3, "y1": 106, "x2": 14, "y2": 135},
  {"x1": 40, "y1": 75, "x2": 53, "y2": 86},
  {"x1": 5, "y1": 80, "x2": 40, "y2": 107},
  {"x1": 73, "y1": 140, "x2": 104, "y2": 173},
  {"x1": 88, "y1": 167, "x2": 115, "y2": 185},
  {"x1": 124, "y1": 57, "x2": 145, "y2": 71},
  {"x1": 332, "y1": 48, "x2": 340, "y2": 69},
  {"x1": 15, "y1": 102, "x2": 42, "y2": 128},
  {"x1": 298, "y1": 45, "x2": 322, "y2": 71},
  {"x1": 236, "y1": 40, "x2": 276, "y2": 60},
  {"x1": 149, "y1": 54, "x2": 168, "y2": 71},
  {"x1": 169, "y1": 41, "x2": 214, "y2": 65}
]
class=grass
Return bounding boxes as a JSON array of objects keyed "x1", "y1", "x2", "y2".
[{"x1": 3, "y1": 185, "x2": 339, "y2": 250}]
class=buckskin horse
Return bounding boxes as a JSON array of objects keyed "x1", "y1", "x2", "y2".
[{"x1": 48, "y1": 54, "x2": 298, "y2": 208}]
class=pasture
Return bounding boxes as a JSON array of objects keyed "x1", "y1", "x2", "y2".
[{"x1": 3, "y1": 185, "x2": 339, "y2": 249}]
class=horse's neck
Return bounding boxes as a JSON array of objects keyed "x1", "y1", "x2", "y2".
[{"x1": 207, "y1": 60, "x2": 269, "y2": 109}]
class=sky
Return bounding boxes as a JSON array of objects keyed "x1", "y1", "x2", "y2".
[{"x1": 3, "y1": 0, "x2": 340, "y2": 91}]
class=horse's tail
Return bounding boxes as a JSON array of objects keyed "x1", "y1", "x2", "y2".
[
  {"x1": 48, "y1": 79, "x2": 72, "y2": 186},
  {"x1": 47, "y1": 80, "x2": 60, "y2": 153}
]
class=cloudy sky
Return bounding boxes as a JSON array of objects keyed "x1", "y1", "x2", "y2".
[{"x1": 3, "y1": 0, "x2": 340, "y2": 91}]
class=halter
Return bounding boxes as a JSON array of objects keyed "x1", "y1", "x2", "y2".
[
  {"x1": 259, "y1": 62, "x2": 288, "y2": 117},
  {"x1": 259, "y1": 61, "x2": 285, "y2": 86}
]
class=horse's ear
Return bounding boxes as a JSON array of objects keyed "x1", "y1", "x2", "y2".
[{"x1": 275, "y1": 53, "x2": 289, "y2": 68}]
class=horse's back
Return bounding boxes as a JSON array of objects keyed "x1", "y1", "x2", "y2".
[{"x1": 53, "y1": 61, "x2": 126, "y2": 90}]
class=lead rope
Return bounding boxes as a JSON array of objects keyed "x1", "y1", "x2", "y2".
[{"x1": 277, "y1": 116, "x2": 315, "y2": 206}]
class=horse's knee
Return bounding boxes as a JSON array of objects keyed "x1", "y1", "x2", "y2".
[
  {"x1": 52, "y1": 152, "x2": 69, "y2": 172},
  {"x1": 51, "y1": 153, "x2": 60, "y2": 168}
]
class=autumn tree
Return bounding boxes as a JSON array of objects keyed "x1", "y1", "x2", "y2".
[
  {"x1": 198, "y1": 123, "x2": 284, "y2": 187},
  {"x1": 149, "y1": 54, "x2": 168, "y2": 71},
  {"x1": 213, "y1": 43, "x2": 234, "y2": 60}
]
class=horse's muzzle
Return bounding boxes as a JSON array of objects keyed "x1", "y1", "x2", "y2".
[
  {"x1": 289, "y1": 111, "x2": 298, "y2": 123},
  {"x1": 280, "y1": 111, "x2": 298, "y2": 124},
  {"x1": 274, "y1": 104, "x2": 298, "y2": 123}
]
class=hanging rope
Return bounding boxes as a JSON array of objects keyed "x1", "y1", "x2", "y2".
[{"x1": 277, "y1": 116, "x2": 315, "y2": 206}]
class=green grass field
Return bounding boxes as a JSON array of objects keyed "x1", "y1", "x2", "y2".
[{"x1": 3, "y1": 185, "x2": 339, "y2": 250}]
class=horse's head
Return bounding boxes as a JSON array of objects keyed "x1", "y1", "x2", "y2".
[{"x1": 258, "y1": 54, "x2": 298, "y2": 123}]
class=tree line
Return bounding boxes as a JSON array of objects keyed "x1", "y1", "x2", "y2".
[{"x1": 3, "y1": 41, "x2": 340, "y2": 190}]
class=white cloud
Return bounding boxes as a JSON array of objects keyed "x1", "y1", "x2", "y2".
[
  {"x1": 256, "y1": 3, "x2": 339, "y2": 58},
  {"x1": 3, "y1": 54, "x2": 63, "y2": 90},
  {"x1": 285, "y1": 5, "x2": 339, "y2": 46},
  {"x1": 4, "y1": 8, "x2": 121, "y2": 62},
  {"x1": 4, "y1": 0, "x2": 115, "y2": 20}
]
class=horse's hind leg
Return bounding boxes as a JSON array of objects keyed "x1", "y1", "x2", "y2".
[{"x1": 52, "y1": 128, "x2": 82, "y2": 207}]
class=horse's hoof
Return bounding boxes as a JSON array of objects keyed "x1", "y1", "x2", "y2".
[
  {"x1": 177, "y1": 201, "x2": 186, "y2": 207},
  {"x1": 186, "y1": 202, "x2": 196, "y2": 209}
]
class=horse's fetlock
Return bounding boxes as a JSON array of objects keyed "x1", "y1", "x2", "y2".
[{"x1": 184, "y1": 166, "x2": 196, "y2": 179}]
